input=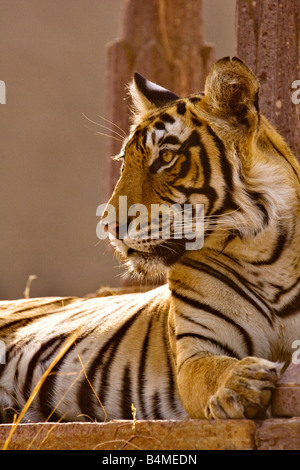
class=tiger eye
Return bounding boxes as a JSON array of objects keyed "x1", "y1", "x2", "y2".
[{"x1": 161, "y1": 149, "x2": 174, "y2": 163}]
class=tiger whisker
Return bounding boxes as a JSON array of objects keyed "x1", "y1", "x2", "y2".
[
  {"x1": 84, "y1": 125, "x2": 123, "y2": 142},
  {"x1": 82, "y1": 114, "x2": 125, "y2": 140},
  {"x1": 182, "y1": 208, "x2": 241, "y2": 221},
  {"x1": 97, "y1": 114, "x2": 127, "y2": 136},
  {"x1": 159, "y1": 242, "x2": 179, "y2": 254}
]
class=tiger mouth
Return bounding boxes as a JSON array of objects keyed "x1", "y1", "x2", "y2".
[{"x1": 125, "y1": 238, "x2": 188, "y2": 266}]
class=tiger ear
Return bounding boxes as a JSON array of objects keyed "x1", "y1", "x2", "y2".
[
  {"x1": 129, "y1": 73, "x2": 180, "y2": 122},
  {"x1": 202, "y1": 57, "x2": 260, "y2": 134}
]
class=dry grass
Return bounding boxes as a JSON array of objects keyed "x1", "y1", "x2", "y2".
[{"x1": 3, "y1": 332, "x2": 78, "y2": 450}]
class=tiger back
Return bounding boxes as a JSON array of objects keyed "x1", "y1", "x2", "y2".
[{"x1": 0, "y1": 57, "x2": 300, "y2": 422}]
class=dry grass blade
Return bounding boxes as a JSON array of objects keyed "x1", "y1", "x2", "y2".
[
  {"x1": 93, "y1": 438, "x2": 143, "y2": 451},
  {"x1": 2, "y1": 332, "x2": 78, "y2": 450},
  {"x1": 77, "y1": 353, "x2": 107, "y2": 422},
  {"x1": 23, "y1": 274, "x2": 37, "y2": 299}
]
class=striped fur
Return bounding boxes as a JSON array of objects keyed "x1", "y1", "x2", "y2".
[{"x1": 1, "y1": 57, "x2": 300, "y2": 422}]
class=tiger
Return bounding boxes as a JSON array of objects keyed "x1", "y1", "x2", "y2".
[{"x1": 1, "y1": 57, "x2": 300, "y2": 423}]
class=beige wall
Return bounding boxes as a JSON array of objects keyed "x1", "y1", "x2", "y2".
[{"x1": 0, "y1": 0, "x2": 235, "y2": 300}]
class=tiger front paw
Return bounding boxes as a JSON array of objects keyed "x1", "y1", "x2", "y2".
[{"x1": 205, "y1": 357, "x2": 283, "y2": 419}]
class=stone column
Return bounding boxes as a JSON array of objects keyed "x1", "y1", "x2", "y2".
[
  {"x1": 237, "y1": 0, "x2": 300, "y2": 411},
  {"x1": 236, "y1": 0, "x2": 300, "y2": 159},
  {"x1": 104, "y1": 0, "x2": 216, "y2": 198}
]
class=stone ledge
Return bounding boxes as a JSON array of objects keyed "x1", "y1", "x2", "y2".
[
  {"x1": 0, "y1": 419, "x2": 256, "y2": 450},
  {"x1": 0, "y1": 418, "x2": 299, "y2": 450},
  {"x1": 255, "y1": 418, "x2": 300, "y2": 450},
  {"x1": 1, "y1": 364, "x2": 299, "y2": 450}
]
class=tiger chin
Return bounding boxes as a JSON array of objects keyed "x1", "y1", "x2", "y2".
[
  {"x1": 1, "y1": 57, "x2": 300, "y2": 423},
  {"x1": 110, "y1": 234, "x2": 188, "y2": 279}
]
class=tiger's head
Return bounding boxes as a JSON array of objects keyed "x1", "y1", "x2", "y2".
[{"x1": 101, "y1": 57, "x2": 299, "y2": 278}]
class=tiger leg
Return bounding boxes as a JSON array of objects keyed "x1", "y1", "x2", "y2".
[{"x1": 177, "y1": 353, "x2": 283, "y2": 419}]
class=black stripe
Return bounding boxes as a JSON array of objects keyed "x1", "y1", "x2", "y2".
[
  {"x1": 39, "y1": 362, "x2": 67, "y2": 422},
  {"x1": 138, "y1": 317, "x2": 153, "y2": 418},
  {"x1": 121, "y1": 365, "x2": 134, "y2": 419},
  {"x1": 36, "y1": 325, "x2": 101, "y2": 420},
  {"x1": 206, "y1": 125, "x2": 233, "y2": 191},
  {"x1": 23, "y1": 336, "x2": 67, "y2": 402},
  {"x1": 251, "y1": 227, "x2": 287, "y2": 266},
  {"x1": 142, "y1": 129, "x2": 148, "y2": 150},
  {"x1": 213, "y1": 250, "x2": 242, "y2": 267},
  {"x1": 205, "y1": 125, "x2": 239, "y2": 215},
  {"x1": 276, "y1": 290, "x2": 300, "y2": 317},
  {"x1": 38, "y1": 336, "x2": 79, "y2": 421},
  {"x1": 0, "y1": 314, "x2": 47, "y2": 335},
  {"x1": 221, "y1": 231, "x2": 239, "y2": 248},
  {"x1": 189, "y1": 96, "x2": 203, "y2": 104},
  {"x1": 154, "y1": 121, "x2": 165, "y2": 130},
  {"x1": 173, "y1": 184, "x2": 218, "y2": 214},
  {"x1": 161, "y1": 306, "x2": 178, "y2": 415},
  {"x1": 160, "y1": 113, "x2": 175, "y2": 124},
  {"x1": 13, "y1": 355, "x2": 21, "y2": 392},
  {"x1": 130, "y1": 128, "x2": 146, "y2": 151},
  {"x1": 169, "y1": 280, "x2": 215, "y2": 332},
  {"x1": 173, "y1": 130, "x2": 218, "y2": 214},
  {"x1": 97, "y1": 315, "x2": 140, "y2": 415},
  {"x1": 182, "y1": 257, "x2": 273, "y2": 327},
  {"x1": 192, "y1": 130, "x2": 211, "y2": 181},
  {"x1": 172, "y1": 289, "x2": 254, "y2": 355},
  {"x1": 159, "y1": 135, "x2": 180, "y2": 146},
  {"x1": 190, "y1": 112, "x2": 203, "y2": 127},
  {"x1": 151, "y1": 131, "x2": 156, "y2": 145},
  {"x1": 177, "y1": 311, "x2": 215, "y2": 333},
  {"x1": 42, "y1": 324, "x2": 104, "y2": 421},
  {"x1": 154, "y1": 188, "x2": 182, "y2": 206},
  {"x1": 5, "y1": 348, "x2": 22, "y2": 407},
  {"x1": 273, "y1": 275, "x2": 300, "y2": 303},
  {"x1": 206, "y1": 254, "x2": 275, "y2": 313},
  {"x1": 176, "y1": 333, "x2": 239, "y2": 358},
  {"x1": 176, "y1": 101, "x2": 186, "y2": 115},
  {"x1": 242, "y1": 191, "x2": 270, "y2": 230},
  {"x1": 77, "y1": 305, "x2": 147, "y2": 420},
  {"x1": 151, "y1": 391, "x2": 163, "y2": 419},
  {"x1": 176, "y1": 155, "x2": 191, "y2": 179},
  {"x1": 191, "y1": 130, "x2": 217, "y2": 213}
]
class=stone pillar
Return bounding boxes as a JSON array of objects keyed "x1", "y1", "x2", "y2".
[
  {"x1": 272, "y1": 362, "x2": 300, "y2": 418},
  {"x1": 236, "y1": 0, "x2": 300, "y2": 410},
  {"x1": 236, "y1": 0, "x2": 300, "y2": 160},
  {"x1": 104, "y1": 0, "x2": 216, "y2": 198}
]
